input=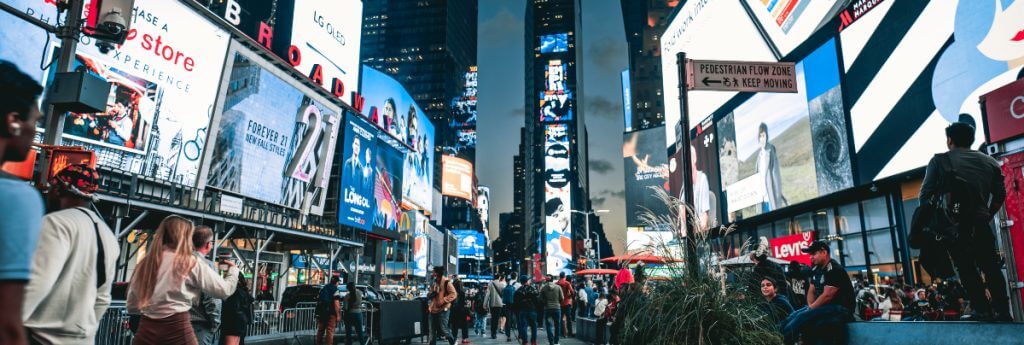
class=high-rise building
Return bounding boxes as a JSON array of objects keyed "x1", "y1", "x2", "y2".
[
  {"x1": 619, "y1": 0, "x2": 677, "y2": 132},
  {"x1": 523, "y1": 0, "x2": 589, "y2": 276}
]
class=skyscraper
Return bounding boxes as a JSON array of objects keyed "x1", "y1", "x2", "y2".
[
  {"x1": 619, "y1": 0, "x2": 677, "y2": 132},
  {"x1": 523, "y1": 0, "x2": 589, "y2": 276}
]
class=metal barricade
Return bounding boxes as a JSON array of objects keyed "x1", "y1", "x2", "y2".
[
  {"x1": 247, "y1": 309, "x2": 281, "y2": 337},
  {"x1": 96, "y1": 306, "x2": 133, "y2": 345},
  {"x1": 279, "y1": 307, "x2": 318, "y2": 333}
]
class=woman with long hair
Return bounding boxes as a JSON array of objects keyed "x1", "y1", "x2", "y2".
[{"x1": 127, "y1": 216, "x2": 239, "y2": 345}]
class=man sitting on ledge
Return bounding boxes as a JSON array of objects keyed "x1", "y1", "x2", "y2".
[{"x1": 780, "y1": 241, "x2": 855, "y2": 344}]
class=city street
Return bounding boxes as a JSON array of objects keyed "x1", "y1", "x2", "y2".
[{"x1": 408, "y1": 329, "x2": 589, "y2": 345}]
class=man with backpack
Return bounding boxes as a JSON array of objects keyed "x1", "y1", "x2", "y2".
[
  {"x1": 919, "y1": 118, "x2": 1008, "y2": 321},
  {"x1": 314, "y1": 276, "x2": 342, "y2": 345},
  {"x1": 483, "y1": 276, "x2": 507, "y2": 339},
  {"x1": 513, "y1": 276, "x2": 540, "y2": 345},
  {"x1": 501, "y1": 276, "x2": 518, "y2": 341}
]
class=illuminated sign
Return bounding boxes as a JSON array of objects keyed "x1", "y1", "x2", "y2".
[
  {"x1": 540, "y1": 33, "x2": 569, "y2": 54},
  {"x1": 544, "y1": 124, "x2": 572, "y2": 275},
  {"x1": 442, "y1": 156, "x2": 474, "y2": 201}
]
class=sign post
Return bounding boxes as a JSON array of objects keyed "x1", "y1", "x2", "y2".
[{"x1": 686, "y1": 60, "x2": 798, "y2": 93}]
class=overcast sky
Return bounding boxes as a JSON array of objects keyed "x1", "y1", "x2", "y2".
[{"x1": 477, "y1": 0, "x2": 630, "y2": 255}]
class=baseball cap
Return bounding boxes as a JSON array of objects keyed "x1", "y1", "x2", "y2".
[{"x1": 801, "y1": 240, "x2": 830, "y2": 254}]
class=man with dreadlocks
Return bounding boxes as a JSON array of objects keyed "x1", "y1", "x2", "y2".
[{"x1": 23, "y1": 164, "x2": 120, "y2": 344}]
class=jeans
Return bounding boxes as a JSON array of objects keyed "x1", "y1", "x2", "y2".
[
  {"x1": 561, "y1": 305, "x2": 574, "y2": 336},
  {"x1": 517, "y1": 310, "x2": 538, "y2": 343},
  {"x1": 190, "y1": 322, "x2": 216, "y2": 345},
  {"x1": 344, "y1": 312, "x2": 364, "y2": 345},
  {"x1": 780, "y1": 305, "x2": 851, "y2": 344},
  {"x1": 489, "y1": 306, "x2": 504, "y2": 338},
  {"x1": 948, "y1": 221, "x2": 1010, "y2": 317},
  {"x1": 315, "y1": 315, "x2": 338, "y2": 345},
  {"x1": 544, "y1": 308, "x2": 562, "y2": 344},
  {"x1": 430, "y1": 310, "x2": 455, "y2": 345}
]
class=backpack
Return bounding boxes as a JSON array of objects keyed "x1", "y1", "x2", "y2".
[
  {"x1": 910, "y1": 153, "x2": 982, "y2": 248},
  {"x1": 502, "y1": 284, "x2": 516, "y2": 305}
]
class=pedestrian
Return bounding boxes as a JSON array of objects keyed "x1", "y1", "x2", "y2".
[
  {"x1": 343, "y1": 282, "x2": 365, "y2": 345},
  {"x1": 484, "y1": 275, "x2": 507, "y2": 339},
  {"x1": 22, "y1": 164, "x2": 118, "y2": 344},
  {"x1": 759, "y1": 277, "x2": 794, "y2": 328},
  {"x1": 872, "y1": 289, "x2": 904, "y2": 321},
  {"x1": 919, "y1": 118, "x2": 1009, "y2": 321},
  {"x1": 582, "y1": 280, "x2": 597, "y2": 317},
  {"x1": 127, "y1": 215, "x2": 240, "y2": 345},
  {"x1": 472, "y1": 286, "x2": 487, "y2": 337},
  {"x1": 750, "y1": 238, "x2": 788, "y2": 297},
  {"x1": 314, "y1": 276, "x2": 341, "y2": 345},
  {"x1": 450, "y1": 278, "x2": 471, "y2": 343},
  {"x1": 219, "y1": 271, "x2": 253, "y2": 345},
  {"x1": 0, "y1": 60, "x2": 45, "y2": 345},
  {"x1": 592, "y1": 292, "x2": 609, "y2": 345},
  {"x1": 779, "y1": 241, "x2": 854, "y2": 344},
  {"x1": 501, "y1": 275, "x2": 518, "y2": 341},
  {"x1": 555, "y1": 273, "x2": 575, "y2": 337},
  {"x1": 540, "y1": 275, "x2": 564, "y2": 345},
  {"x1": 427, "y1": 267, "x2": 457, "y2": 345},
  {"x1": 606, "y1": 289, "x2": 621, "y2": 345},
  {"x1": 188, "y1": 226, "x2": 221, "y2": 345},
  {"x1": 512, "y1": 276, "x2": 540, "y2": 345}
]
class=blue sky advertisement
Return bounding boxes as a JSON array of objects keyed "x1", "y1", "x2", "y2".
[
  {"x1": 339, "y1": 114, "x2": 378, "y2": 231},
  {"x1": 540, "y1": 33, "x2": 569, "y2": 54},
  {"x1": 544, "y1": 124, "x2": 572, "y2": 275},
  {"x1": 452, "y1": 229, "x2": 486, "y2": 259}
]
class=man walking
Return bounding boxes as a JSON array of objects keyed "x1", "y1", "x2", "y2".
[
  {"x1": 920, "y1": 118, "x2": 1009, "y2": 321},
  {"x1": 555, "y1": 273, "x2": 575, "y2": 337},
  {"x1": 314, "y1": 276, "x2": 342, "y2": 345},
  {"x1": 513, "y1": 276, "x2": 540, "y2": 345},
  {"x1": 483, "y1": 275, "x2": 507, "y2": 339},
  {"x1": 780, "y1": 241, "x2": 854, "y2": 344},
  {"x1": 540, "y1": 276, "x2": 564, "y2": 345},
  {"x1": 428, "y1": 267, "x2": 457, "y2": 345},
  {"x1": 22, "y1": 165, "x2": 119, "y2": 344},
  {"x1": 501, "y1": 275, "x2": 517, "y2": 341},
  {"x1": 189, "y1": 226, "x2": 221, "y2": 345}
]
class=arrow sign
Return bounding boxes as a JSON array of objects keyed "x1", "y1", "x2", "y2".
[{"x1": 686, "y1": 59, "x2": 798, "y2": 93}]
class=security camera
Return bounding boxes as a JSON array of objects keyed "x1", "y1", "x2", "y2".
[{"x1": 86, "y1": 0, "x2": 135, "y2": 54}]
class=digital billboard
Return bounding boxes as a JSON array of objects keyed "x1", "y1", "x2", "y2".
[
  {"x1": 373, "y1": 137, "x2": 404, "y2": 232},
  {"x1": 338, "y1": 114, "x2": 378, "y2": 231},
  {"x1": 452, "y1": 229, "x2": 486, "y2": 259},
  {"x1": 540, "y1": 60, "x2": 573, "y2": 122},
  {"x1": 741, "y1": 0, "x2": 847, "y2": 58},
  {"x1": 476, "y1": 186, "x2": 490, "y2": 231},
  {"x1": 622, "y1": 127, "x2": 670, "y2": 230},
  {"x1": 360, "y1": 66, "x2": 435, "y2": 211},
  {"x1": 540, "y1": 33, "x2": 569, "y2": 54},
  {"x1": 399, "y1": 211, "x2": 429, "y2": 277},
  {"x1": 1, "y1": 0, "x2": 230, "y2": 186},
  {"x1": 716, "y1": 39, "x2": 852, "y2": 221},
  {"x1": 690, "y1": 118, "x2": 722, "y2": 231},
  {"x1": 450, "y1": 67, "x2": 478, "y2": 128},
  {"x1": 544, "y1": 124, "x2": 572, "y2": 275},
  {"x1": 839, "y1": 1, "x2": 1017, "y2": 183},
  {"x1": 622, "y1": 69, "x2": 632, "y2": 131},
  {"x1": 442, "y1": 156, "x2": 474, "y2": 201},
  {"x1": 205, "y1": 46, "x2": 341, "y2": 214}
]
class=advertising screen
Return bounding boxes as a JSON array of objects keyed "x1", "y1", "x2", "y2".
[
  {"x1": 545, "y1": 124, "x2": 572, "y2": 275},
  {"x1": 338, "y1": 114, "x2": 378, "y2": 230},
  {"x1": 622, "y1": 69, "x2": 632, "y2": 131},
  {"x1": 741, "y1": 0, "x2": 846, "y2": 57},
  {"x1": 689, "y1": 118, "x2": 722, "y2": 230},
  {"x1": 716, "y1": 39, "x2": 852, "y2": 221},
  {"x1": 400, "y1": 211, "x2": 428, "y2": 277},
  {"x1": 622, "y1": 127, "x2": 670, "y2": 230},
  {"x1": 476, "y1": 186, "x2": 490, "y2": 231},
  {"x1": 1, "y1": 0, "x2": 230, "y2": 186},
  {"x1": 373, "y1": 137, "x2": 404, "y2": 232},
  {"x1": 360, "y1": 66, "x2": 435, "y2": 211},
  {"x1": 454, "y1": 128, "x2": 477, "y2": 156},
  {"x1": 452, "y1": 230, "x2": 486, "y2": 259},
  {"x1": 442, "y1": 156, "x2": 474, "y2": 201},
  {"x1": 450, "y1": 67, "x2": 478, "y2": 128},
  {"x1": 539, "y1": 33, "x2": 569, "y2": 53},
  {"x1": 839, "y1": 1, "x2": 1017, "y2": 183},
  {"x1": 540, "y1": 60, "x2": 573, "y2": 122},
  {"x1": 206, "y1": 47, "x2": 341, "y2": 214},
  {"x1": 428, "y1": 223, "x2": 445, "y2": 268}
]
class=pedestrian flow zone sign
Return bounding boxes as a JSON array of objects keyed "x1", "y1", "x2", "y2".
[{"x1": 686, "y1": 60, "x2": 798, "y2": 93}]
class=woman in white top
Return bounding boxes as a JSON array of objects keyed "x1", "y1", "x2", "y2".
[
  {"x1": 593, "y1": 292, "x2": 610, "y2": 345},
  {"x1": 127, "y1": 216, "x2": 239, "y2": 345}
]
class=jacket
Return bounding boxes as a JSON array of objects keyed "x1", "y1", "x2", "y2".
[
  {"x1": 512, "y1": 284, "x2": 540, "y2": 312},
  {"x1": 484, "y1": 280, "x2": 506, "y2": 308},
  {"x1": 539, "y1": 282, "x2": 564, "y2": 310},
  {"x1": 188, "y1": 252, "x2": 222, "y2": 330},
  {"x1": 556, "y1": 279, "x2": 575, "y2": 306},
  {"x1": 428, "y1": 278, "x2": 457, "y2": 314}
]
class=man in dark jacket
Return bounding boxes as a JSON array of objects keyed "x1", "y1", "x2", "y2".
[{"x1": 513, "y1": 277, "x2": 540, "y2": 345}]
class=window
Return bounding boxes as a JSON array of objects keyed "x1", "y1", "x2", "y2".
[
  {"x1": 836, "y1": 203, "x2": 862, "y2": 234},
  {"x1": 841, "y1": 235, "x2": 866, "y2": 267},
  {"x1": 866, "y1": 230, "x2": 896, "y2": 264},
  {"x1": 862, "y1": 197, "x2": 891, "y2": 230}
]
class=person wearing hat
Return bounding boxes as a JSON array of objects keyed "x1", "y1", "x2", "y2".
[
  {"x1": 779, "y1": 241, "x2": 854, "y2": 344},
  {"x1": 918, "y1": 116, "x2": 1008, "y2": 321},
  {"x1": 22, "y1": 164, "x2": 120, "y2": 344}
]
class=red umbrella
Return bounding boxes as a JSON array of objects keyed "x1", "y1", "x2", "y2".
[
  {"x1": 600, "y1": 254, "x2": 683, "y2": 265},
  {"x1": 574, "y1": 269, "x2": 619, "y2": 276}
]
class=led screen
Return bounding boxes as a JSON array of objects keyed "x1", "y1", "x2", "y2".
[
  {"x1": 622, "y1": 69, "x2": 632, "y2": 131},
  {"x1": 622, "y1": 127, "x2": 670, "y2": 230},
  {"x1": 544, "y1": 124, "x2": 572, "y2": 275},
  {"x1": 716, "y1": 39, "x2": 852, "y2": 221},
  {"x1": 476, "y1": 186, "x2": 490, "y2": 231},
  {"x1": 742, "y1": 0, "x2": 846, "y2": 57},
  {"x1": 540, "y1": 60, "x2": 573, "y2": 122},
  {"x1": 373, "y1": 137, "x2": 404, "y2": 232},
  {"x1": 539, "y1": 33, "x2": 569, "y2": 53},
  {"x1": 452, "y1": 229, "x2": 486, "y2": 259},
  {"x1": 442, "y1": 156, "x2": 474, "y2": 201},
  {"x1": 338, "y1": 114, "x2": 377, "y2": 230},
  {"x1": 450, "y1": 67, "x2": 478, "y2": 128},
  {"x1": 409, "y1": 211, "x2": 429, "y2": 277}
]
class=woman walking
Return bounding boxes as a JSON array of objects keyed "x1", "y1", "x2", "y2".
[
  {"x1": 220, "y1": 271, "x2": 254, "y2": 345},
  {"x1": 450, "y1": 278, "x2": 472, "y2": 344},
  {"x1": 127, "y1": 216, "x2": 239, "y2": 345}
]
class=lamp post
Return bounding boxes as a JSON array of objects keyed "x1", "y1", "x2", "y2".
[{"x1": 570, "y1": 209, "x2": 609, "y2": 269}]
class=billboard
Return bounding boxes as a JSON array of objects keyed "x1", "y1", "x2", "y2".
[
  {"x1": 1, "y1": 0, "x2": 230, "y2": 186},
  {"x1": 338, "y1": 113, "x2": 377, "y2": 230},
  {"x1": 205, "y1": 46, "x2": 341, "y2": 214},
  {"x1": 452, "y1": 229, "x2": 486, "y2": 259},
  {"x1": 373, "y1": 138, "x2": 404, "y2": 232},
  {"x1": 769, "y1": 231, "x2": 816, "y2": 265},
  {"x1": 540, "y1": 33, "x2": 569, "y2": 54},
  {"x1": 741, "y1": 0, "x2": 847, "y2": 58},
  {"x1": 476, "y1": 186, "x2": 490, "y2": 231},
  {"x1": 622, "y1": 127, "x2": 670, "y2": 230},
  {"x1": 400, "y1": 211, "x2": 429, "y2": 277},
  {"x1": 544, "y1": 124, "x2": 572, "y2": 275},
  {"x1": 428, "y1": 223, "x2": 445, "y2": 268},
  {"x1": 689, "y1": 118, "x2": 722, "y2": 231},
  {"x1": 442, "y1": 156, "x2": 474, "y2": 201},
  {"x1": 450, "y1": 67, "x2": 478, "y2": 128},
  {"x1": 716, "y1": 39, "x2": 852, "y2": 221},
  {"x1": 540, "y1": 60, "x2": 574, "y2": 122},
  {"x1": 622, "y1": 69, "x2": 632, "y2": 131},
  {"x1": 360, "y1": 66, "x2": 435, "y2": 211},
  {"x1": 839, "y1": 0, "x2": 1020, "y2": 183}
]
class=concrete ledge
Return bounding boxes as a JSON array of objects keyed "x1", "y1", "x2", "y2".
[{"x1": 848, "y1": 321, "x2": 1024, "y2": 345}]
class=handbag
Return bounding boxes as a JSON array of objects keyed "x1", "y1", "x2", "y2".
[{"x1": 909, "y1": 154, "x2": 963, "y2": 248}]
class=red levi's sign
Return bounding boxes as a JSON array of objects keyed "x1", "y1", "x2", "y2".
[
  {"x1": 982, "y1": 78, "x2": 1024, "y2": 143},
  {"x1": 770, "y1": 231, "x2": 816, "y2": 265}
]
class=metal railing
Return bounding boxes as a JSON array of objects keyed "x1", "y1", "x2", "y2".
[{"x1": 96, "y1": 306, "x2": 133, "y2": 345}]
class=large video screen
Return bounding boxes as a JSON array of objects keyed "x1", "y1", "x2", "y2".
[
  {"x1": 404, "y1": 211, "x2": 429, "y2": 277},
  {"x1": 840, "y1": 1, "x2": 1015, "y2": 183},
  {"x1": 338, "y1": 114, "x2": 377, "y2": 231},
  {"x1": 360, "y1": 66, "x2": 435, "y2": 211},
  {"x1": 544, "y1": 124, "x2": 572, "y2": 275},
  {"x1": 691, "y1": 118, "x2": 722, "y2": 230},
  {"x1": 741, "y1": 0, "x2": 846, "y2": 58},
  {"x1": 452, "y1": 229, "x2": 486, "y2": 259},
  {"x1": 539, "y1": 33, "x2": 569, "y2": 54},
  {"x1": 450, "y1": 67, "x2": 478, "y2": 128},
  {"x1": 476, "y1": 186, "x2": 490, "y2": 231},
  {"x1": 373, "y1": 137, "x2": 404, "y2": 232},
  {"x1": 622, "y1": 127, "x2": 670, "y2": 230},
  {"x1": 716, "y1": 39, "x2": 852, "y2": 221},
  {"x1": 540, "y1": 60, "x2": 574, "y2": 122},
  {"x1": 1, "y1": 0, "x2": 230, "y2": 186},
  {"x1": 206, "y1": 47, "x2": 341, "y2": 214},
  {"x1": 442, "y1": 156, "x2": 474, "y2": 201}
]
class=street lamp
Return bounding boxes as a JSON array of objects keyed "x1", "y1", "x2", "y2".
[{"x1": 571, "y1": 209, "x2": 610, "y2": 269}]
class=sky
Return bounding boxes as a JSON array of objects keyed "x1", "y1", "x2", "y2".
[{"x1": 477, "y1": 0, "x2": 630, "y2": 255}]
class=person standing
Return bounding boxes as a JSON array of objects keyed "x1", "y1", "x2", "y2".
[
  {"x1": 501, "y1": 276, "x2": 517, "y2": 341},
  {"x1": 780, "y1": 241, "x2": 854, "y2": 344},
  {"x1": 606, "y1": 290, "x2": 621, "y2": 345},
  {"x1": 484, "y1": 275, "x2": 506, "y2": 339},
  {"x1": 219, "y1": 271, "x2": 253, "y2": 345},
  {"x1": 756, "y1": 123, "x2": 787, "y2": 212},
  {"x1": 592, "y1": 293, "x2": 609, "y2": 345},
  {"x1": 540, "y1": 276, "x2": 564, "y2": 345},
  {"x1": 512, "y1": 276, "x2": 540, "y2": 345},
  {"x1": 343, "y1": 282, "x2": 365, "y2": 345},
  {"x1": 450, "y1": 278, "x2": 471, "y2": 344},
  {"x1": 555, "y1": 273, "x2": 575, "y2": 337},
  {"x1": 127, "y1": 216, "x2": 240, "y2": 345},
  {"x1": 428, "y1": 267, "x2": 457, "y2": 345},
  {"x1": 22, "y1": 165, "x2": 118, "y2": 344},
  {"x1": 314, "y1": 276, "x2": 341, "y2": 345},
  {"x1": 188, "y1": 226, "x2": 221, "y2": 345},
  {"x1": 0, "y1": 60, "x2": 45, "y2": 345},
  {"x1": 919, "y1": 119, "x2": 1009, "y2": 321},
  {"x1": 581, "y1": 280, "x2": 596, "y2": 318}
]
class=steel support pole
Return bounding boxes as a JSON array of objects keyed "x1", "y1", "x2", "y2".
[
  {"x1": 38, "y1": 0, "x2": 85, "y2": 185},
  {"x1": 677, "y1": 52, "x2": 699, "y2": 279}
]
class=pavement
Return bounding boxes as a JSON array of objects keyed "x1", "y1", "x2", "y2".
[{"x1": 408, "y1": 328, "x2": 589, "y2": 345}]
